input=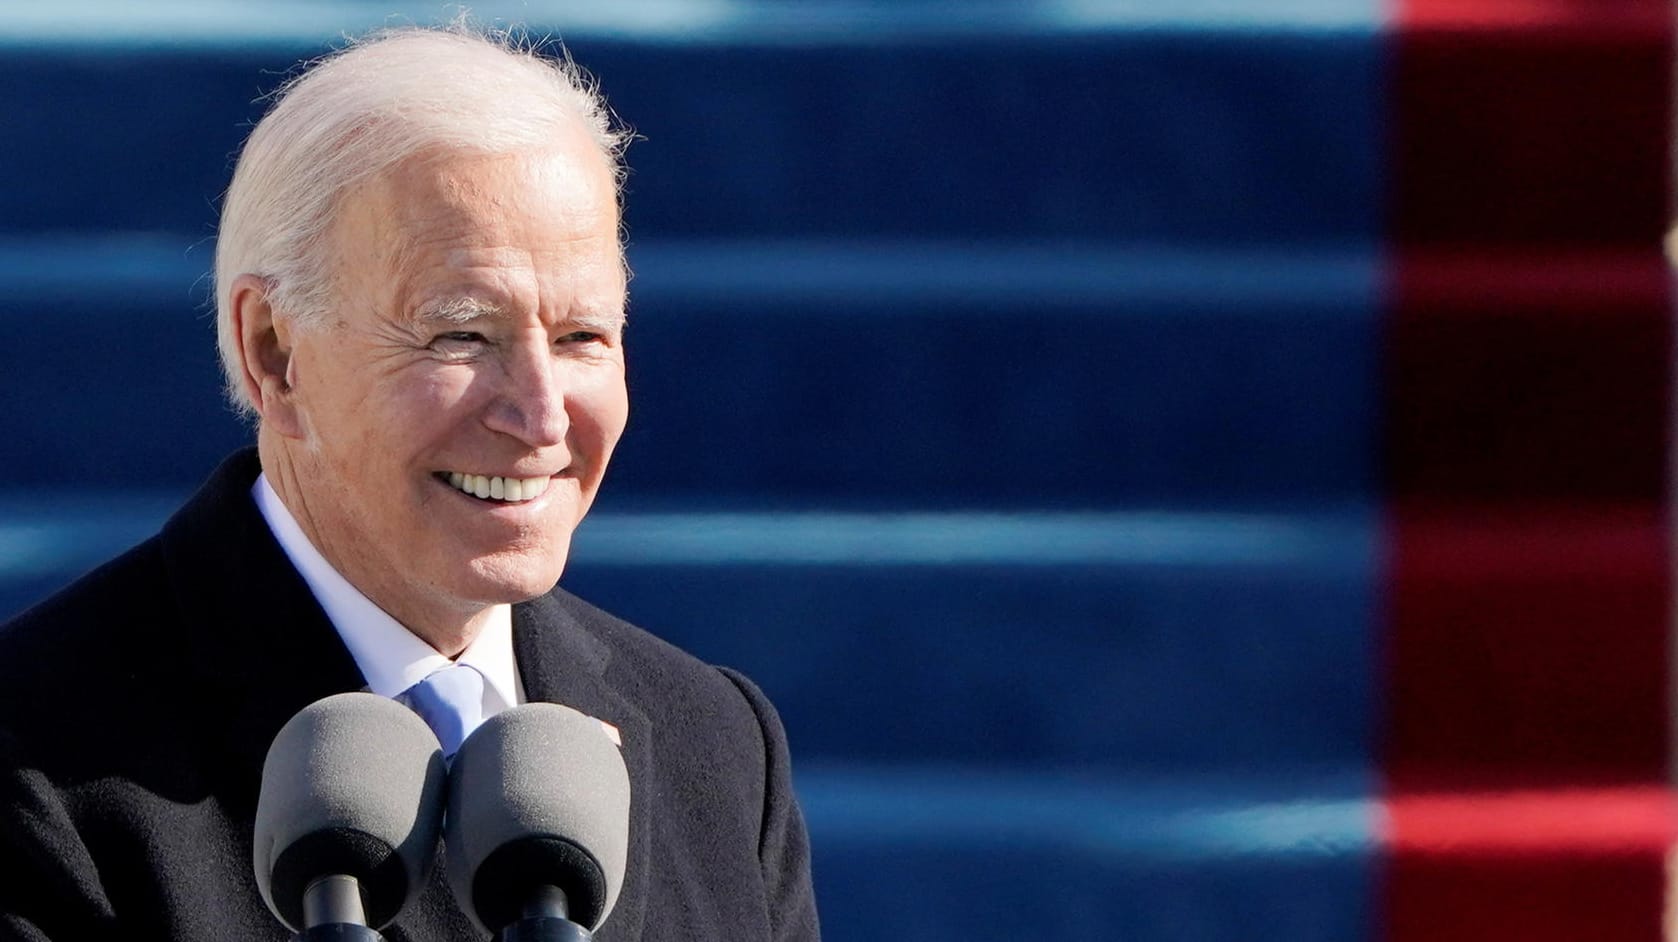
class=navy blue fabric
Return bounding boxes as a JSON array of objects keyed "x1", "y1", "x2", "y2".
[
  {"x1": 0, "y1": 34, "x2": 1381, "y2": 243},
  {"x1": 564, "y1": 545, "x2": 1376, "y2": 772}
]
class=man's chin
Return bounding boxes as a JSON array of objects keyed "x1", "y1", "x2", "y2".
[{"x1": 454, "y1": 554, "x2": 568, "y2": 606}]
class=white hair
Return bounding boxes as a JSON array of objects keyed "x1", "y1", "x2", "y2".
[{"x1": 213, "y1": 25, "x2": 631, "y2": 416}]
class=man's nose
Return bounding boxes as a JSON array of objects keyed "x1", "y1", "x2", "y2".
[{"x1": 484, "y1": 335, "x2": 568, "y2": 447}]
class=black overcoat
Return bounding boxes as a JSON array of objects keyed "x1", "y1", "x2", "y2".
[{"x1": 0, "y1": 450, "x2": 820, "y2": 941}]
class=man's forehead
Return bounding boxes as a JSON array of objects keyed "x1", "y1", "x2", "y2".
[
  {"x1": 337, "y1": 144, "x2": 618, "y2": 250},
  {"x1": 380, "y1": 143, "x2": 615, "y2": 216}
]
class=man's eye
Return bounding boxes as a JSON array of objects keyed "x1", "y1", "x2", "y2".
[
  {"x1": 429, "y1": 332, "x2": 488, "y2": 357},
  {"x1": 557, "y1": 330, "x2": 605, "y2": 346},
  {"x1": 430, "y1": 331, "x2": 488, "y2": 347}
]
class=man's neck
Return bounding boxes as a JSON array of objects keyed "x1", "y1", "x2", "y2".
[{"x1": 256, "y1": 434, "x2": 489, "y2": 657}]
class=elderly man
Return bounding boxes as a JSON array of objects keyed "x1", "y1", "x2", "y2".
[{"x1": 0, "y1": 27, "x2": 818, "y2": 942}]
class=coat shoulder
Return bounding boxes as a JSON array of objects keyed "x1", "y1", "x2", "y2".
[{"x1": 548, "y1": 587, "x2": 772, "y2": 737}]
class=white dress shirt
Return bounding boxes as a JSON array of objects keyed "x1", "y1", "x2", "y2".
[{"x1": 252, "y1": 473, "x2": 524, "y2": 716}]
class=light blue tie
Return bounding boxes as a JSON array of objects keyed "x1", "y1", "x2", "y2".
[{"x1": 396, "y1": 664, "x2": 486, "y2": 759}]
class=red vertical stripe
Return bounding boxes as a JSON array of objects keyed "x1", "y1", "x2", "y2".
[{"x1": 1383, "y1": 0, "x2": 1675, "y2": 938}]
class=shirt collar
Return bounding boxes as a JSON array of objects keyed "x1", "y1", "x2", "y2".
[{"x1": 252, "y1": 473, "x2": 522, "y2": 713}]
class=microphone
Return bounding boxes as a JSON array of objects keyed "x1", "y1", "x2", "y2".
[
  {"x1": 445, "y1": 703, "x2": 631, "y2": 941},
  {"x1": 253, "y1": 692, "x2": 449, "y2": 940}
]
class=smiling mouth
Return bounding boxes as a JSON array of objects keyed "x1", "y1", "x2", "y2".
[{"x1": 437, "y1": 471, "x2": 552, "y2": 503}]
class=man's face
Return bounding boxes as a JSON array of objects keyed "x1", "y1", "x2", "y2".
[{"x1": 272, "y1": 138, "x2": 627, "y2": 633}]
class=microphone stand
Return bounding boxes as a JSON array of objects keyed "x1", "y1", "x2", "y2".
[
  {"x1": 295, "y1": 874, "x2": 384, "y2": 941},
  {"x1": 496, "y1": 885, "x2": 593, "y2": 942}
]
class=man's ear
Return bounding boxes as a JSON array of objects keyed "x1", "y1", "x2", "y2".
[{"x1": 229, "y1": 273, "x2": 305, "y2": 439}]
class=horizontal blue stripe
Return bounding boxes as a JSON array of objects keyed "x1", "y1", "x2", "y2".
[
  {"x1": 628, "y1": 241, "x2": 1377, "y2": 313},
  {"x1": 0, "y1": 1, "x2": 1382, "y2": 49},
  {"x1": 572, "y1": 510, "x2": 1375, "y2": 569},
  {"x1": 0, "y1": 235, "x2": 1377, "y2": 316},
  {"x1": 0, "y1": 495, "x2": 180, "y2": 579},
  {"x1": 0, "y1": 234, "x2": 211, "y2": 303},
  {"x1": 798, "y1": 763, "x2": 1376, "y2": 859},
  {"x1": 804, "y1": 765, "x2": 1377, "y2": 939},
  {"x1": 0, "y1": 500, "x2": 1375, "y2": 578}
]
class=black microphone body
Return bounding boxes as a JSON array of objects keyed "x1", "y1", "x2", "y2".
[
  {"x1": 495, "y1": 884, "x2": 592, "y2": 942},
  {"x1": 499, "y1": 916, "x2": 592, "y2": 942},
  {"x1": 294, "y1": 874, "x2": 384, "y2": 941},
  {"x1": 296, "y1": 926, "x2": 384, "y2": 942}
]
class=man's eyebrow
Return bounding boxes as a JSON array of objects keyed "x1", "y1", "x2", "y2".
[
  {"x1": 410, "y1": 297, "x2": 627, "y2": 334},
  {"x1": 410, "y1": 296, "x2": 505, "y2": 325},
  {"x1": 569, "y1": 308, "x2": 628, "y2": 334}
]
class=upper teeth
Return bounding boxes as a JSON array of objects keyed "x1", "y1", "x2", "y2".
[{"x1": 446, "y1": 472, "x2": 550, "y2": 502}]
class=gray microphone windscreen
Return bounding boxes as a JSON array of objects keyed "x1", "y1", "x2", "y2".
[
  {"x1": 253, "y1": 692, "x2": 447, "y2": 930},
  {"x1": 445, "y1": 702, "x2": 631, "y2": 933}
]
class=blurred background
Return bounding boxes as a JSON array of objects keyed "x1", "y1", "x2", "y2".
[{"x1": 0, "y1": 0, "x2": 1672, "y2": 939}]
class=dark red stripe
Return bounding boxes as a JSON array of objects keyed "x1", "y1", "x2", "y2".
[
  {"x1": 1390, "y1": 5, "x2": 1670, "y2": 248},
  {"x1": 1384, "y1": 0, "x2": 1673, "y2": 937},
  {"x1": 1386, "y1": 505, "x2": 1669, "y2": 787},
  {"x1": 1386, "y1": 250, "x2": 1671, "y2": 505},
  {"x1": 1385, "y1": 787, "x2": 1676, "y2": 939}
]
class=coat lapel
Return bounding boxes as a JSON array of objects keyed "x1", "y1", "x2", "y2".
[
  {"x1": 512, "y1": 594, "x2": 651, "y2": 942},
  {"x1": 159, "y1": 449, "x2": 370, "y2": 812}
]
